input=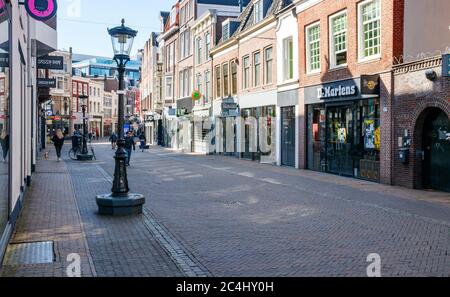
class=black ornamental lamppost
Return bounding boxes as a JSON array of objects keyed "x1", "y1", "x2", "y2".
[
  {"x1": 77, "y1": 95, "x2": 94, "y2": 161},
  {"x1": 96, "y1": 19, "x2": 145, "y2": 216}
]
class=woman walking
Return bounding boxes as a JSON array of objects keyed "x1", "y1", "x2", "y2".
[
  {"x1": 52, "y1": 129, "x2": 65, "y2": 162},
  {"x1": 0, "y1": 130, "x2": 9, "y2": 163}
]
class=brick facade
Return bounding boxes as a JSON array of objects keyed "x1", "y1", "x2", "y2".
[
  {"x1": 392, "y1": 56, "x2": 450, "y2": 189},
  {"x1": 296, "y1": 0, "x2": 404, "y2": 184}
]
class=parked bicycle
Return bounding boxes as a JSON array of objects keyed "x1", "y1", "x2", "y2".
[{"x1": 68, "y1": 135, "x2": 96, "y2": 161}]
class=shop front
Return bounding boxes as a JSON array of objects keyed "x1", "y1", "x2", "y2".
[
  {"x1": 306, "y1": 76, "x2": 381, "y2": 182},
  {"x1": 192, "y1": 106, "x2": 211, "y2": 154},
  {"x1": 240, "y1": 105, "x2": 276, "y2": 163},
  {"x1": 0, "y1": 3, "x2": 10, "y2": 247},
  {"x1": 176, "y1": 97, "x2": 193, "y2": 151},
  {"x1": 277, "y1": 89, "x2": 298, "y2": 167},
  {"x1": 212, "y1": 98, "x2": 238, "y2": 156}
]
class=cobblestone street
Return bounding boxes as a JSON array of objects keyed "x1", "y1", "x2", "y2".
[{"x1": 1, "y1": 142, "x2": 450, "y2": 277}]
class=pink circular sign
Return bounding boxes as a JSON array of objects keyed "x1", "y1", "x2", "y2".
[
  {"x1": 0, "y1": 0, "x2": 5, "y2": 15},
  {"x1": 25, "y1": 0, "x2": 57, "y2": 21}
]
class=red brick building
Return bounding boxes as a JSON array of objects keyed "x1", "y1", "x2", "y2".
[
  {"x1": 392, "y1": 55, "x2": 450, "y2": 192},
  {"x1": 295, "y1": 0, "x2": 450, "y2": 191}
]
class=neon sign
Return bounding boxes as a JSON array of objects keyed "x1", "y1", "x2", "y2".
[{"x1": 25, "y1": 0, "x2": 58, "y2": 21}]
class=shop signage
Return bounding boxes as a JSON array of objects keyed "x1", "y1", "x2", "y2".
[
  {"x1": 222, "y1": 102, "x2": 238, "y2": 110},
  {"x1": 37, "y1": 78, "x2": 56, "y2": 88},
  {"x1": 317, "y1": 84, "x2": 357, "y2": 100},
  {"x1": 0, "y1": 53, "x2": 9, "y2": 67},
  {"x1": 37, "y1": 55, "x2": 64, "y2": 70},
  {"x1": 192, "y1": 90, "x2": 202, "y2": 101},
  {"x1": 25, "y1": 0, "x2": 58, "y2": 22},
  {"x1": 443, "y1": 54, "x2": 450, "y2": 77},
  {"x1": 361, "y1": 75, "x2": 380, "y2": 95},
  {"x1": 0, "y1": 0, "x2": 5, "y2": 15}
]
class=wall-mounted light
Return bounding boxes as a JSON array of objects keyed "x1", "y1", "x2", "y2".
[{"x1": 425, "y1": 69, "x2": 437, "y2": 81}]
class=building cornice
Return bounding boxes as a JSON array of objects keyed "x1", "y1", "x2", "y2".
[{"x1": 393, "y1": 55, "x2": 442, "y2": 76}]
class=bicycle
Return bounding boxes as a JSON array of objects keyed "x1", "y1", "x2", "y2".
[{"x1": 68, "y1": 136, "x2": 96, "y2": 161}]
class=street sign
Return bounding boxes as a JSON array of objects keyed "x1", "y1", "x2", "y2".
[
  {"x1": 37, "y1": 78, "x2": 56, "y2": 88},
  {"x1": 46, "y1": 110, "x2": 53, "y2": 116},
  {"x1": 442, "y1": 54, "x2": 450, "y2": 77},
  {"x1": 37, "y1": 55, "x2": 63, "y2": 70}
]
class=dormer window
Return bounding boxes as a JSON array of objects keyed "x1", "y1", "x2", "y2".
[
  {"x1": 254, "y1": 0, "x2": 264, "y2": 23},
  {"x1": 222, "y1": 23, "x2": 230, "y2": 42},
  {"x1": 170, "y1": 7, "x2": 177, "y2": 25}
]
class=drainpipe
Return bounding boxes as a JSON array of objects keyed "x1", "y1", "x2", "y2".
[{"x1": 239, "y1": 0, "x2": 243, "y2": 12}]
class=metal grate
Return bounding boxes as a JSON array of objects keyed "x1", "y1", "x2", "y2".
[{"x1": 2, "y1": 241, "x2": 55, "y2": 266}]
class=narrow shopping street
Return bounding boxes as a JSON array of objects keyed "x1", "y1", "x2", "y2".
[{"x1": 1, "y1": 142, "x2": 449, "y2": 277}]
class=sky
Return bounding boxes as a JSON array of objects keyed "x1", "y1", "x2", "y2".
[{"x1": 57, "y1": 0, "x2": 172, "y2": 58}]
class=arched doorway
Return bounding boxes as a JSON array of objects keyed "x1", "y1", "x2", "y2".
[{"x1": 418, "y1": 108, "x2": 450, "y2": 192}]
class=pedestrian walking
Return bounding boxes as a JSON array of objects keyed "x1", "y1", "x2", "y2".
[
  {"x1": 139, "y1": 133, "x2": 146, "y2": 152},
  {"x1": 52, "y1": 129, "x2": 65, "y2": 162},
  {"x1": 0, "y1": 129, "x2": 9, "y2": 163},
  {"x1": 109, "y1": 132, "x2": 118, "y2": 150},
  {"x1": 88, "y1": 131, "x2": 93, "y2": 142},
  {"x1": 124, "y1": 131, "x2": 136, "y2": 166}
]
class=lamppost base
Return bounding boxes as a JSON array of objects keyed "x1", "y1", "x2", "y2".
[
  {"x1": 96, "y1": 193, "x2": 145, "y2": 216},
  {"x1": 77, "y1": 154, "x2": 94, "y2": 161}
]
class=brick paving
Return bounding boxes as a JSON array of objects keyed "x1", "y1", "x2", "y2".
[
  {"x1": 95, "y1": 144, "x2": 450, "y2": 277},
  {"x1": 1, "y1": 143, "x2": 450, "y2": 277},
  {"x1": 1, "y1": 146, "x2": 182, "y2": 277},
  {"x1": 0, "y1": 149, "x2": 95, "y2": 277}
]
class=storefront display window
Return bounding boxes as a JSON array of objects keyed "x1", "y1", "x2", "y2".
[
  {"x1": 307, "y1": 99, "x2": 380, "y2": 182},
  {"x1": 0, "y1": 2, "x2": 10, "y2": 234},
  {"x1": 241, "y1": 105, "x2": 276, "y2": 162}
]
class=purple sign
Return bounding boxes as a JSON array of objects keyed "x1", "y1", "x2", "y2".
[
  {"x1": 0, "y1": 0, "x2": 5, "y2": 15},
  {"x1": 25, "y1": 0, "x2": 57, "y2": 21}
]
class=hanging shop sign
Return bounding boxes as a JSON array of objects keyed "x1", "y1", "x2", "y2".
[
  {"x1": 25, "y1": 0, "x2": 58, "y2": 22},
  {"x1": 0, "y1": 0, "x2": 5, "y2": 15},
  {"x1": 361, "y1": 74, "x2": 380, "y2": 95},
  {"x1": 37, "y1": 78, "x2": 56, "y2": 88},
  {"x1": 192, "y1": 90, "x2": 202, "y2": 101},
  {"x1": 443, "y1": 54, "x2": 450, "y2": 77},
  {"x1": 37, "y1": 55, "x2": 64, "y2": 70}
]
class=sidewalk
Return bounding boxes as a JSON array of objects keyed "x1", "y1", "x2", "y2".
[{"x1": 0, "y1": 147, "x2": 182, "y2": 277}]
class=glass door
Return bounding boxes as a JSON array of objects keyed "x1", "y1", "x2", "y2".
[
  {"x1": 281, "y1": 106, "x2": 295, "y2": 167},
  {"x1": 326, "y1": 105, "x2": 357, "y2": 177}
]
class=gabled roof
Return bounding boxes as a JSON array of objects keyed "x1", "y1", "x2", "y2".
[
  {"x1": 197, "y1": 0, "x2": 250, "y2": 6},
  {"x1": 214, "y1": 0, "x2": 287, "y2": 46}
]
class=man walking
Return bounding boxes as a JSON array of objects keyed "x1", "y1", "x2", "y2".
[
  {"x1": 139, "y1": 133, "x2": 146, "y2": 152},
  {"x1": 109, "y1": 132, "x2": 118, "y2": 150},
  {"x1": 124, "y1": 131, "x2": 135, "y2": 166}
]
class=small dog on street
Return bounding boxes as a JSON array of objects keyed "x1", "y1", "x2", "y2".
[{"x1": 43, "y1": 151, "x2": 50, "y2": 160}]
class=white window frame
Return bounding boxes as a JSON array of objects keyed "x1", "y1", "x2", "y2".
[
  {"x1": 242, "y1": 55, "x2": 250, "y2": 90},
  {"x1": 254, "y1": 0, "x2": 264, "y2": 24},
  {"x1": 282, "y1": 37, "x2": 294, "y2": 81},
  {"x1": 253, "y1": 51, "x2": 261, "y2": 87},
  {"x1": 165, "y1": 76, "x2": 173, "y2": 99},
  {"x1": 306, "y1": 22, "x2": 321, "y2": 74},
  {"x1": 264, "y1": 46, "x2": 273, "y2": 85},
  {"x1": 204, "y1": 70, "x2": 211, "y2": 104},
  {"x1": 329, "y1": 10, "x2": 348, "y2": 69},
  {"x1": 196, "y1": 37, "x2": 202, "y2": 65},
  {"x1": 358, "y1": 0, "x2": 381, "y2": 62},
  {"x1": 205, "y1": 33, "x2": 211, "y2": 61}
]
